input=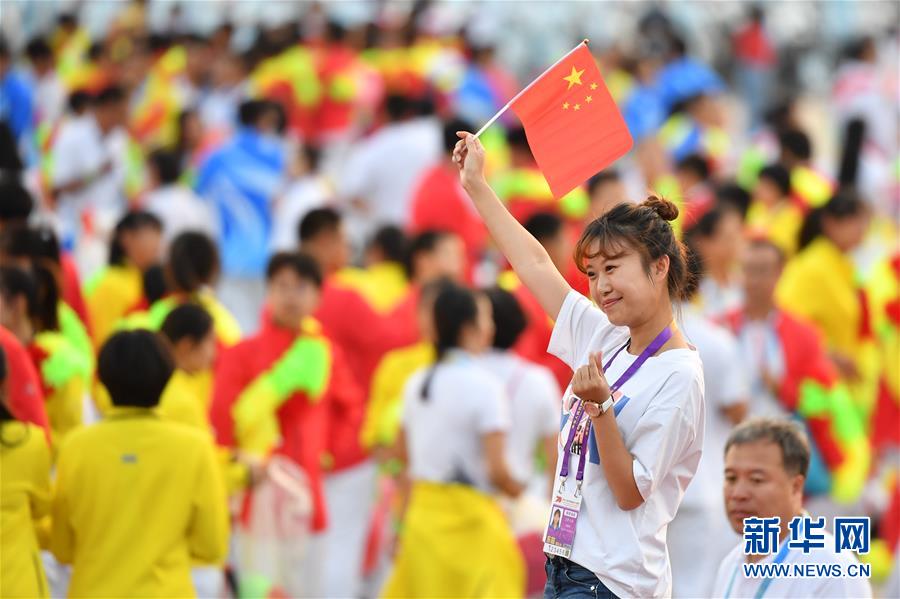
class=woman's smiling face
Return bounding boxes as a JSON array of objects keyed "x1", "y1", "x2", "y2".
[{"x1": 584, "y1": 239, "x2": 669, "y2": 327}]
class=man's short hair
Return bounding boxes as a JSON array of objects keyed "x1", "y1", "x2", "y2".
[
  {"x1": 724, "y1": 417, "x2": 811, "y2": 477},
  {"x1": 298, "y1": 207, "x2": 341, "y2": 244},
  {"x1": 98, "y1": 330, "x2": 174, "y2": 408},
  {"x1": 265, "y1": 252, "x2": 323, "y2": 287}
]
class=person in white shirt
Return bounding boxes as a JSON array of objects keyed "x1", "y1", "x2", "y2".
[
  {"x1": 270, "y1": 145, "x2": 332, "y2": 253},
  {"x1": 51, "y1": 85, "x2": 130, "y2": 276},
  {"x1": 713, "y1": 418, "x2": 872, "y2": 599},
  {"x1": 384, "y1": 283, "x2": 525, "y2": 597},
  {"x1": 480, "y1": 286, "x2": 560, "y2": 492},
  {"x1": 337, "y1": 94, "x2": 440, "y2": 242},
  {"x1": 454, "y1": 132, "x2": 705, "y2": 598},
  {"x1": 669, "y1": 252, "x2": 749, "y2": 598},
  {"x1": 143, "y1": 149, "x2": 217, "y2": 248},
  {"x1": 685, "y1": 201, "x2": 746, "y2": 320},
  {"x1": 25, "y1": 38, "x2": 66, "y2": 127}
]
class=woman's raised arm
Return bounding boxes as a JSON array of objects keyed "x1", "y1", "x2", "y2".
[{"x1": 453, "y1": 132, "x2": 571, "y2": 320}]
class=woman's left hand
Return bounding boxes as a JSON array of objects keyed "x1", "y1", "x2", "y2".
[{"x1": 572, "y1": 352, "x2": 611, "y2": 418}]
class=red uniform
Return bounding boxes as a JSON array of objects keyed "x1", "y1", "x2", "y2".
[
  {"x1": 210, "y1": 319, "x2": 363, "y2": 531},
  {"x1": 0, "y1": 326, "x2": 49, "y2": 438}
]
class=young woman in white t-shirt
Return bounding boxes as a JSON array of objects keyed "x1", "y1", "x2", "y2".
[
  {"x1": 453, "y1": 133, "x2": 706, "y2": 598},
  {"x1": 383, "y1": 283, "x2": 526, "y2": 598}
]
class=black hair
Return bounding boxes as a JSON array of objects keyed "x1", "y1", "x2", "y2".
[
  {"x1": 384, "y1": 94, "x2": 413, "y2": 122},
  {"x1": 523, "y1": 212, "x2": 564, "y2": 244},
  {"x1": 779, "y1": 129, "x2": 812, "y2": 163},
  {"x1": 484, "y1": 287, "x2": 526, "y2": 350},
  {"x1": 0, "y1": 225, "x2": 61, "y2": 266},
  {"x1": 68, "y1": 90, "x2": 92, "y2": 114},
  {"x1": 587, "y1": 170, "x2": 621, "y2": 196},
  {"x1": 420, "y1": 283, "x2": 479, "y2": 400},
  {"x1": 684, "y1": 200, "x2": 743, "y2": 242},
  {"x1": 676, "y1": 153, "x2": 711, "y2": 182},
  {"x1": 98, "y1": 330, "x2": 174, "y2": 408},
  {"x1": 0, "y1": 122, "x2": 23, "y2": 172},
  {"x1": 757, "y1": 164, "x2": 791, "y2": 197},
  {"x1": 368, "y1": 225, "x2": 408, "y2": 265},
  {"x1": 575, "y1": 196, "x2": 691, "y2": 301},
  {"x1": 142, "y1": 264, "x2": 168, "y2": 305},
  {"x1": 0, "y1": 262, "x2": 60, "y2": 332},
  {"x1": 265, "y1": 251, "x2": 323, "y2": 287},
  {"x1": 507, "y1": 126, "x2": 530, "y2": 152},
  {"x1": 94, "y1": 85, "x2": 125, "y2": 106},
  {"x1": 404, "y1": 230, "x2": 453, "y2": 279},
  {"x1": 797, "y1": 189, "x2": 867, "y2": 251},
  {"x1": 0, "y1": 178, "x2": 34, "y2": 223},
  {"x1": 715, "y1": 182, "x2": 751, "y2": 218},
  {"x1": 25, "y1": 38, "x2": 52, "y2": 61},
  {"x1": 238, "y1": 99, "x2": 286, "y2": 132},
  {"x1": 442, "y1": 116, "x2": 474, "y2": 154},
  {"x1": 160, "y1": 302, "x2": 214, "y2": 345},
  {"x1": 109, "y1": 211, "x2": 162, "y2": 266},
  {"x1": 325, "y1": 20, "x2": 347, "y2": 43},
  {"x1": 298, "y1": 207, "x2": 341, "y2": 244},
  {"x1": 167, "y1": 232, "x2": 219, "y2": 293},
  {"x1": 148, "y1": 148, "x2": 183, "y2": 185},
  {"x1": 683, "y1": 244, "x2": 703, "y2": 301}
]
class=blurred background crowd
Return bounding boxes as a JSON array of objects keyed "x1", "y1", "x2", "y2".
[{"x1": 0, "y1": 1, "x2": 897, "y2": 598}]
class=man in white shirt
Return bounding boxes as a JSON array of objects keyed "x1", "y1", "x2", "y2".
[
  {"x1": 143, "y1": 149, "x2": 216, "y2": 247},
  {"x1": 337, "y1": 93, "x2": 440, "y2": 242},
  {"x1": 51, "y1": 85, "x2": 130, "y2": 275},
  {"x1": 712, "y1": 418, "x2": 872, "y2": 598},
  {"x1": 25, "y1": 38, "x2": 66, "y2": 127}
]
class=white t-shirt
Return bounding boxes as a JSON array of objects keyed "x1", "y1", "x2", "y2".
[
  {"x1": 402, "y1": 351, "x2": 510, "y2": 493},
  {"x1": 713, "y1": 530, "x2": 873, "y2": 598},
  {"x1": 547, "y1": 291, "x2": 705, "y2": 598},
  {"x1": 478, "y1": 350, "x2": 560, "y2": 485},
  {"x1": 338, "y1": 117, "x2": 441, "y2": 239},
  {"x1": 679, "y1": 307, "x2": 749, "y2": 510},
  {"x1": 144, "y1": 184, "x2": 218, "y2": 246},
  {"x1": 269, "y1": 176, "x2": 331, "y2": 252}
]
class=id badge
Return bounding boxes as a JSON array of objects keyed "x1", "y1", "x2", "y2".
[{"x1": 542, "y1": 480, "x2": 583, "y2": 558}]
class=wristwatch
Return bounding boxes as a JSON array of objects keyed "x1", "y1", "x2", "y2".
[{"x1": 597, "y1": 395, "x2": 615, "y2": 414}]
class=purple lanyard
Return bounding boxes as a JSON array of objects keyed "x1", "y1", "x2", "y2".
[{"x1": 559, "y1": 326, "x2": 673, "y2": 484}]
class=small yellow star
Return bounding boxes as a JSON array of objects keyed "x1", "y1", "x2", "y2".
[
  {"x1": 590, "y1": 82, "x2": 598, "y2": 90},
  {"x1": 563, "y1": 102, "x2": 570, "y2": 110},
  {"x1": 563, "y1": 66, "x2": 585, "y2": 90},
  {"x1": 585, "y1": 95, "x2": 593, "y2": 103},
  {"x1": 573, "y1": 104, "x2": 581, "y2": 111}
]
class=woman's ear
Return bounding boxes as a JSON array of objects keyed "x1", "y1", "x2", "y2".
[{"x1": 654, "y1": 254, "x2": 670, "y2": 284}]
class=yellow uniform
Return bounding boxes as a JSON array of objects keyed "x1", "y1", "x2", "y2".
[
  {"x1": 747, "y1": 200, "x2": 804, "y2": 257},
  {"x1": 158, "y1": 370, "x2": 209, "y2": 430},
  {"x1": 0, "y1": 422, "x2": 51, "y2": 599},
  {"x1": 361, "y1": 342, "x2": 434, "y2": 450},
  {"x1": 50, "y1": 408, "x2": 229, "y2": 598},
  {"x1": 84, "y1": 265, "x2": 143, "y2": 350}
]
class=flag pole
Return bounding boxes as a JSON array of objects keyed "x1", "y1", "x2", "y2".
[{"x1": 474, "y1": 39, "x2": 590, "y2": 139}]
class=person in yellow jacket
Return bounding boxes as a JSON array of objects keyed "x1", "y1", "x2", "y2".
[
  {"x1": 747, "y1": 164, "x2": 804, "y2": 257},
  {"x1": 50, "y1": 330, "x2": 229, "y2": 598},
  {"x1": 0, "y1": 349, "x2": 52, "y2": 599},
  {"x1": 777, "y1": 190, "x2": 877, "y2": 416},
  {"x1": 84, "y1": 211, "x2": 163, "y2": 349}
]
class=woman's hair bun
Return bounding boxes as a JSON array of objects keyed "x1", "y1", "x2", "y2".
[{"x1": 642, "y1": 195, "x2": 679, "y2": 222}]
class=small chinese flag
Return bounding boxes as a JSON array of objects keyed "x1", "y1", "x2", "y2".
[{"x1": 509, "y1": 43, "x2": 633, "y2": 198}]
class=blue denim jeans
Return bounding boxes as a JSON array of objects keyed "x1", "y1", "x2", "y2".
[{"x1": 543, "y1": 555, "x2": 619, "y2": 599}]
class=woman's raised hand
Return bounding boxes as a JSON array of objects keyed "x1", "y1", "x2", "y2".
[{"x1": 453, "y1": 131, "x2": 487, "y2": 191}]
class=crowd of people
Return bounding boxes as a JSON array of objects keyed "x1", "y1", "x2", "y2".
[{"x1": 0, "y1": 2, "x2": 898, "y2": 598}]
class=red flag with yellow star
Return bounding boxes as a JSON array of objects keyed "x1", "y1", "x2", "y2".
[{"x1": 508, "y1": 42, "x2": 632, "y2": 198}]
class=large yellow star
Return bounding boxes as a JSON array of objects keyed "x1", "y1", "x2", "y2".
[{"x1": 563, "y1": 66, "x2": 585, "y2": 90}]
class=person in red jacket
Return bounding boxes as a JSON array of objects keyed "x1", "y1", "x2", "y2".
[
  {"x1": 0, "y1": 325, "x2": 48, "y2": 439},
  {"x1": 210, "y1": 252, "x2": 363, "y2": 596},
  {"x1": 409, "y1": 117, "x2": 488, "y2": 276}
]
